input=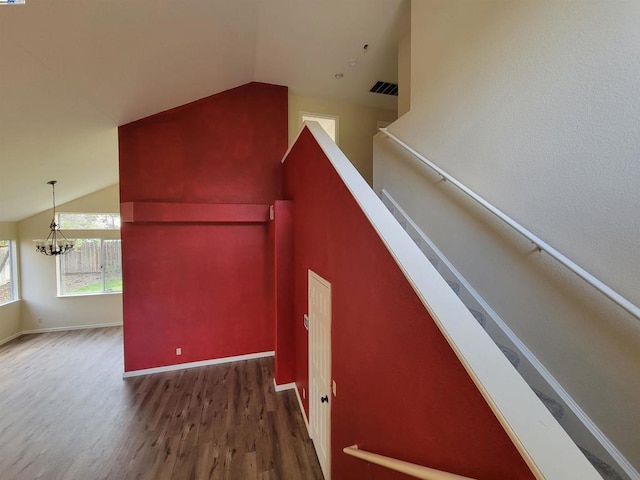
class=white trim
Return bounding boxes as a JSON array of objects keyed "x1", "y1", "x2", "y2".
[
  {"x1": 294, "y1": 383, "x2": 310, "y2": 434},
  {"x1": 284, "y1": 121, "x2": 601, "y2": 478},
  {"x1": 300, "y1": 111, "x2": 339, "y2": 145},
  {"x1": 0, "y1": 239, "x2": 19, "y2": 304},
  {"x1": 0, "y1": 298, "x2": 20, "y2": 308},
  {"x1": 274, "y1": 380, "x2": 311, "y2": 435},
  {"x1": 22, "y1": 322, "x2": 122, "y2": 335},
  {"x1": 122, "y1": 351, "x2": 275, "y2": 378},
  {"x1": 273, "y1": 379, "x2": 296, "y2": 392},
  {"x1": 56, "y1": 291, "x2": 122, "y2": 298},
  {"x1": 382, "y1": 189, "x2": 640, "y2": 480},
  {"x1": 10, "y1": 239, "x2": 19, "y2": 301},
  {"x1": 1, "y1": 322, "x2": 123, "y2": 346},
  {"x1": 55, "y1": 212, "x2": 121, "y2": 231},
  {"x1": 0, "y1": 331, "x2": 22, "y2": 347}
]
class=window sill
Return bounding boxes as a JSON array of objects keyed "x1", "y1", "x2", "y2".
[
  {"x1": 0, "y1": 299, "x2": 21, "y2": 307},
  {"x1": 57, "y1": 291, "x2": 123, "y2": 299}
]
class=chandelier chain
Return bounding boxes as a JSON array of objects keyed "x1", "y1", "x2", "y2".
[{"x1": 34, "y1": 180, "x2": 75, "y2": 256}]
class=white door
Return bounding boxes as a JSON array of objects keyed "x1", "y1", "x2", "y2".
[{"x1": 308, "y1": 270, "x2": 332, "y2": 480}]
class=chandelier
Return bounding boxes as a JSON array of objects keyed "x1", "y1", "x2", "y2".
[{"x1": 34, "y1": 180, "x2": 75, "y2": 256}]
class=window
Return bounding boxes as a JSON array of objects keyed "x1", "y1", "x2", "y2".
[
  {"x1": 0, "y1": 240, "x2": 15, "y2": 305},
  {"x1": 300, "y1": 112, "x2": 339, "y2": 144},
  {"x1": 56, "y1": 213, "x2": 122, "y2": 297},
  {"x1": 58, "y1": 213, "x2": 121, "y2": 230}
]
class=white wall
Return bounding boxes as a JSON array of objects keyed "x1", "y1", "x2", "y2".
[
  {"x1": 375, "y1": 0, "x2": 640, "y2": 470},
  {"x1": 397, "y1": 30, "x2": 411, "y2": 117},
  {"x1": 289, "y1": 93, "x2": 396, "y2": 184},
  {"x1": 18, "y1": 184, "x2": 122, "y2": 332},
  {"x1": 0, "y1": 222, "x2": 21, "y2": 343}
]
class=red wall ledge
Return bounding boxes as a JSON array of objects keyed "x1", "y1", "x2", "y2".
[{"x1": 120, "y1": 202, "x2": 270, "y2": 223}]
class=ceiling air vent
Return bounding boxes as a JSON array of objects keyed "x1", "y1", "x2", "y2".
[{"x1": 369, "y1": 81, "x2": 398, "y2": 96}]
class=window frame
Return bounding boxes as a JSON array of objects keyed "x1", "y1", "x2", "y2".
[
  {"x1": 57, "y1": 212, "x2": 121, "y2": 230},
  {"x1": 0, "y1": 239, "x2": 18, "y2": 306},
  {"x1": 55, "y1": 213, "x2": 122, "y2": 298},
  {"x1": 300, "y1": 111, "x2": 340, "y2": 145}
]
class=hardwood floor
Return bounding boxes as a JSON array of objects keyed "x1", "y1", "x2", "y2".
[{"x1": 0, "y1": 327, "x2": 323, "y2": 480}]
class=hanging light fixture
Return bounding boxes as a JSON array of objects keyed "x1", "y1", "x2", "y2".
[{"x1": 34, "y1": 180, "x2": 75, "y2": 256}]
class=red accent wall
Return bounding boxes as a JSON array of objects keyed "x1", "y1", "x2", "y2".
[
  {"x1": 270, "y1": 201, "x2": 295, "y2": 385},
  {"x1": 120, "y1": 202, "x2": 270, "y2": 223},
  {"x1": 119, "y1": 82, "x2": 287, "y2": 372},
  {"x1": 119, "y1": 82, "x2": 285, "y2": 205},
  {"x1": 283, "y1": 128, "x2": 535, "y2": 480}
]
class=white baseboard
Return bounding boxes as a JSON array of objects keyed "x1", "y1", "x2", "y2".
[
  {"x1": 1, "y1": 322, "x2": 123, "y2": 345},
  {"x1": 123, "y1": 350, "x2": 275, "y2": 378},
  {"x1": 22, "y1": 322, "x2": 123, "y2": 335},
  {"x1": 273, "y1": 379, "x2": 296, "y2": 392},
  {"x1": 272, "y1": 379, "x2": 309, "y2": 434},
  {"x1": 293, "y1": 382, "x2": 310, "y2": 434},
  {"x1": 0, "y1": 331, "x2": 23, "y2": 347}
]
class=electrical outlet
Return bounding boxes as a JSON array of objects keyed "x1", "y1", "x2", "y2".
[
  {"x1": 176, "y1": 347, "x2": 182, "y2": 356},
  {"x1": 332, "y1": 380, "x2": 337, "y2": 397},
  {"x1": 37, "y1": 318, "x2": 43, "y2": 324}
]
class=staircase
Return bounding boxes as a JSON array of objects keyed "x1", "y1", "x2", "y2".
[{"x1": 379, "y1": 188, "x2": 633, "y2": 480}]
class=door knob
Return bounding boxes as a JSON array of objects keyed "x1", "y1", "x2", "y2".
[{"x1": 321, "y1": 395, "x2": 329, "y2": 403}]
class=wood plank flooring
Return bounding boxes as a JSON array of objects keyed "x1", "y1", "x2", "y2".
[{"x1": 0, "y1": 327, "x2": 323, "y2": 480}]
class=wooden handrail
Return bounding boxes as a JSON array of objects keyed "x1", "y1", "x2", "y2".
[{"x1": 343, "y1": 445, "x2": 476, "y2": 480}]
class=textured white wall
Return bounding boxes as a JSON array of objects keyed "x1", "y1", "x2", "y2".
[
  {"x1": 397, "y1": 30, "x2": 411, "y2": 117},
  {"x1": 0, "y1": 221, "x2": 21, "y2": 343},
  {"x1": 18, "y1": 185, "x2": 122, "y2": 332},
  {"x1": 375, "y1": 0, "x2": 640, "y2": 470}
]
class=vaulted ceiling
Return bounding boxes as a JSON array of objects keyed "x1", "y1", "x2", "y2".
[{"x1": 0, "y1": 0, "x2": 407, "y2": 221}]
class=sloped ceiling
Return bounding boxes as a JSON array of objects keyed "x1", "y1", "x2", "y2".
[
  {"x1": 255, "y1": 0, "x2": 404, "y2": 109},
  {"x1": 0, "y1": 0, "x2": 406, "y2": 221}
]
